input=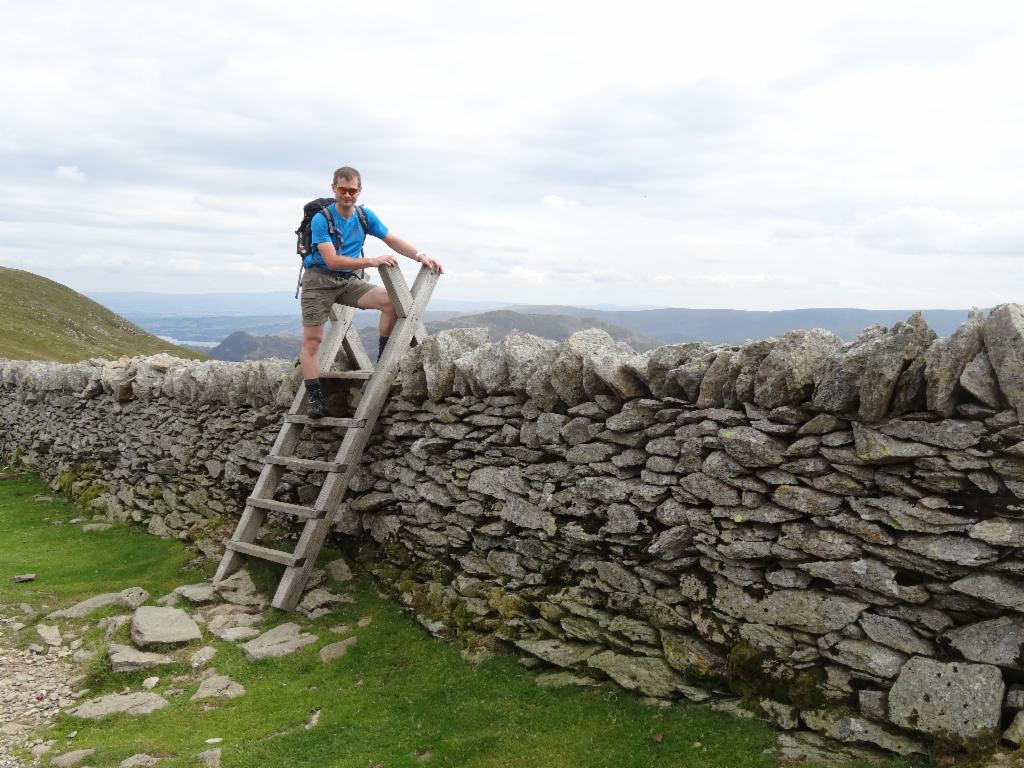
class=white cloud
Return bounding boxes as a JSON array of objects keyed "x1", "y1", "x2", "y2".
[
  {"x1": 0, "y1": 1, "x2": 1022, "y2": 307},
  {"x1": 54, "y1": 165, "x2": 85, "y2": 182}
]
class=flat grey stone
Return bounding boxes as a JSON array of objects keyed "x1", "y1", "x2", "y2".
[
  {"x1": 191, "y1": 674, "x2": 245, "y2": 702},
  {"x1": 47, "y1": 587, "x2": 149, "y2": 619},
  {"x1": 82, "y1": 523, "x2": 113, "y2": 532},
  {"x1": 240, "y1": 622, "x2": 318, "y2": 661},
  {"x1": 897, "y1": 534, "x2": 999, "y2": 566},
  {"x1": 587, "y1": 650, "x2": 707, "y2": 701},
  {"x1": 944, "y1": 616, "x2": 1024, "y2": 669},
  {"x1": 210, "y1": 626, "x2": 260, "y2": 642},
  {"x1": 51, "y1": 749, "x2": 96, "y2": 767},
  {"x1": 802, "y1": 708, "x2": 926, "y2": 755},
  {"x1": 821, "y1": 639, "x2": 907, "y2": 679},
  {"x1": 718, "y1": 426, "x2": 786, "y2": 466},
  {"x1": 36, "y1": 623, "x2": 61, "y2": 646},
  {"x1": 661, "y1": 630, "x2": 725, "y2": 674},
  {"x1": 853, "y1": 424, "x2": 940, "y2": 463},
  {"x1": 768, "y1": 731, "x2": 887, "y2": 765},
  {"x1": 130, "y1": 606, "x2": 202, "y2": 647},
  {"x1": 119, "y1": 755, "x2": 162, "y2": 768},
  {"x1": 325, "y1": 557, "x2": 353, "y2": 583},
  {"x1": 190, "y1": 646, "x2": 217, "y2": 669},
  {"x1": 319, "y1": 636, "x2": 359, "y2": 663},
  {"x1": 513, "y1": 638, "x2": 601, "y2": 668},
  {"x1": 72, "y1": 691, "x2": 169, "y2": 719},
  {"x1": 196, "y1": 748, "x2": 221, "y2": 768},
  {"x1": 970, "y1": 518, "x2": 1024, "y2": 547},
  {"x1": 297, "y1": 588, "x2": 354, "y2": 619},
  {"x1": 951, "y1": 573, "x2": 1024, "y2": 611},
  {"x1": 859, "y1": 614, "x2": 935, "y2": 656},
  {"x1": 877, "y1": 418, "x2": 985, "y2": 449},
  {"x1": 888, "y1": 657, "x2": 1003, "y2": 744},
  {"x1": 771, "y1": 484, "x2": 842, "y2": 515},
  {"x1": 213, "y1": 569, "x2": 269, "y2": 608},
  {"x1": 10, "y1": 573, "x2": 35, "y2": 583},
  {"x1": 714, "y1": 576, "x2": 867, "y2": 634},
  {"x1": 108, "y1": 643, "x2": 175, "y2": 673},
  {"x1": 174, "y1": 584, "x2": 215, "y2": 604}
]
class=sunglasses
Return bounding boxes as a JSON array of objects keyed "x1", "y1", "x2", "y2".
[{"x1": 335, "y1": 186, "x2": 361, "y2": 196}]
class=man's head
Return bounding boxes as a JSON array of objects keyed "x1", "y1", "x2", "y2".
[{"x1": 332, "y1": 167, "x2": 362, "y2": 211}]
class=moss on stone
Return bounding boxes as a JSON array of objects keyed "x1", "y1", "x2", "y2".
[
  {"x1": 77, "y1": 484, "x2": 105, "y2": 506},
  {"x1": 725, "y1": 641, "x2": 828, "y2": 710}
]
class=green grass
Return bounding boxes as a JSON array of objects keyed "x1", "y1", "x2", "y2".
[
  {"x1": 0, "y1": 471, "x2": 925, "y2": 768},
  {"x1": 0, "y1": 266, "x2": 206, "y2": 362}
]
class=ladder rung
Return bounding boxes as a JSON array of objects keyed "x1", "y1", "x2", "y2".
[
  {"x1": 264, "y1": 455, "x2": 347, "y2": 473},
  {"x1": 320, "y1": 370, "x2": 374, "y2": 380},
  {"x1": 246, "y1": 497, "x2": 323, "y2": 520},
  {"x1": 285, "y1": 415, "x2": 366, "y2": 428},
  {"x1": 225, "y1": 540, "x2": 305, "y2": 568}
]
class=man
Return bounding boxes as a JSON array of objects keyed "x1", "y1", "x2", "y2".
[{"x1": 300, "y1": 166, "x2": 443, "y2": 418}]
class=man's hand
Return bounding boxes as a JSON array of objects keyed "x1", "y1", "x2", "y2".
[
  {"x1": 418, "y1": 254, "x2": 444, "y2": 274},
  {"x1": 367, "y1": 255, "x2": 399, "y2": 268}
]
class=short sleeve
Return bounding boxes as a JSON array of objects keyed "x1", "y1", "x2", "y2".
[
  {"x1": 363, "y1": 207, "x2": 388, "y2": 239},
  {"x1": 310, "y1": 212, "x2": 330, "y2": 246}
]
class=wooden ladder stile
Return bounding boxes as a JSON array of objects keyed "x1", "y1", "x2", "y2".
[{"x1": 212, "y1": 264, "x2": 439, "y2": 609}]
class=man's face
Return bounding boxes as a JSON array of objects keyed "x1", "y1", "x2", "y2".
[{"x1": 333, "y1": 177, "x2": 361, "y2": 207}]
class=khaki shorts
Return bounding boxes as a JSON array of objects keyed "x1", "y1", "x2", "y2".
[{"x1": 300, "y1": 268, "x2": 376, "y2": 326}]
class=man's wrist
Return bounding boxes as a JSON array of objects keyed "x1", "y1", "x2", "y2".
[{"x1": 413, "y1": 251, "x2": 425, "y2": 262}]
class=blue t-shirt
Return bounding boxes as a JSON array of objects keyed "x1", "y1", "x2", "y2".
[{"x1": 304, "y1": 203, "x2": 388, "y2": 272}]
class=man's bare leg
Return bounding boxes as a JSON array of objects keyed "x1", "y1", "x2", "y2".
[
  {"x1": 300, "y1": 324, "x2": 328, "y2": 418},
  {"x1": 356, "y1": 287, "x2": 397, "y2": 360},
  {"x1": 300, "y1": 324, "x2": 324, "y2": 380}
]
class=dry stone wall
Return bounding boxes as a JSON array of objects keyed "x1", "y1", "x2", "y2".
[{"x1": 5, "y1": 304, "x2": 1024, "y2": 757}]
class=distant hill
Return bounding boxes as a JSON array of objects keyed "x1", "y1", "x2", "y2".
[
  {"x1": 0, "y1": 268, "x2": 206, "y2": 362},
  {"x1": 209, "y1": 332, "x2": 300, "y2": 362},
  {"x1": 424, "y1": 310, "x2": 664, "y2": 351},
  {"x1": 509, "y1": 305, "x2": 979, "y2": 343}
]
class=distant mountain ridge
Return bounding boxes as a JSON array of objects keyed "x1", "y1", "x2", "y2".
[
  {"x1": 509, "y1": 305, "x2": 979, "y2": 343},
  {"x1": 208, "y1": 332, "x2": 299, "y2": 362},
  {"x1": 0, "y1": 268, "x2": 205, "y2": 363},
  {"x1": 424, "y1": 310, "x2": 663, "y2": 351}
]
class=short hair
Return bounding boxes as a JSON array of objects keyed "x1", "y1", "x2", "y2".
[{"x1": 332, "y1": 166, "x2": 362, "y2": 187}]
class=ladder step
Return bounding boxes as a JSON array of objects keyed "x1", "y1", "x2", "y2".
[
  {"x1": 320, "y1": 370, "x2": 374, "y2": 380},
  {"x1": 285, "y1": 415, "x2": 366, "y2": 428},
  {"x1": 224, "y1": 540, "x2": 305, "y2": 568},
  {"x1": 264, "y1": 456, "x2": 347, "y2": 473},
  {"x1": 246, "y1": 497, "x2": 323, "y2": 520}
]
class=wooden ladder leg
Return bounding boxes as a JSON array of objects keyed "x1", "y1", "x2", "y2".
[{"x1": 213, "y1": 304, "x2": 355, "y2": 584}]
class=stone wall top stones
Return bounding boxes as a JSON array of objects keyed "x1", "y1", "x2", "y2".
[{"x1": 5, "y1": 304, "x2": 1021, "y2": 426}]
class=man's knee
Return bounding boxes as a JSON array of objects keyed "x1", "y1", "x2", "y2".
[{"x1": 301, "y1": 329, "x2": 324, "y2": 352}]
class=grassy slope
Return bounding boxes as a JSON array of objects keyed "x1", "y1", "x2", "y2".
[
  {"x1": 0, "y1": 267, "x2": 206, "y2": 362},
  {"x1": 0, "y1": 472, "x2": 921, "y2": 768}
]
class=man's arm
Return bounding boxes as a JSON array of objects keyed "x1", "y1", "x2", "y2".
[
  {"x1": 317, "y1": 242, "x2": 396, "y2": 271},
  {"x1": 383, "y1": 233, "x2": 444, "y2": 274}
]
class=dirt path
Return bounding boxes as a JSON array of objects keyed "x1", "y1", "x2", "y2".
[{"x1": 0, "y1": 611, "x2": 79, "y2": 767}]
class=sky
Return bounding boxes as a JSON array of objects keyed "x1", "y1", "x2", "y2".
[{"x1": 1, "y1": 0, "x2": 1023, "y2": 310}]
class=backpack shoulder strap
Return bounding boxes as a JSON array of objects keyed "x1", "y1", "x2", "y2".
[
  {"x1": 321, "y1": 203, "x2": 337, "y2": 238},
  {"x1": 355, "y1": 204, "x2": 370, "y2": 236}
]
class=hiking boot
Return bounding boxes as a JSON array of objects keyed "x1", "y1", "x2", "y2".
[{"x1": 307, "y1": 387, "x2": 326, "y2": 419}]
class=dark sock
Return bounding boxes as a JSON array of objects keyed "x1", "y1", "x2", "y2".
[
  {"x1": 378, "y1": 336, "x2": 389, "y2": 361},
  {"x1": 410, "y1": 336, "x2": 419, "y2": 348}
]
